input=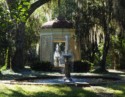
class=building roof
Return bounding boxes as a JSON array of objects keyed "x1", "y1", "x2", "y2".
[{"x1": 42, "y1": 17, "x2": 73, "y2": 29}]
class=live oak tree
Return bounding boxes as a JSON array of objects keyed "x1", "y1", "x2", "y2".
[{"x1": 6, "y1": 0, "x2": 51, "y2": 71}]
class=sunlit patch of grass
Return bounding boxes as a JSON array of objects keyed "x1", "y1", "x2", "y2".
[
  {"x1": 0, "y1": 84, "x2": 97, "y2": 97},
  {"x1": 84, "y1": 84, "x2": 125, "y2": 97},
  {"x1": 106, "y1": 84, "x2": 125, "y2": 97}
]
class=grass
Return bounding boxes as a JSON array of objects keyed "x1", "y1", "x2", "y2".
[
  {"x1": 0, "y1": 84, "x2": 125, "y2": 97},
  {"x1": 0, "y1": 69, "x2": 125, "y2": 97},
  {"x1": 0, "y1": 84, "x2": 97, "y2": 97},
  {"x1": 106, "y1": 84, "x2": 125, "y2": 97},
  {"x1": 85, "y1": 83, "x2": 125, "y2": 97}
]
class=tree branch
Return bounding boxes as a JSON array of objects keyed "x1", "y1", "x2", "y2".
[{"x1": 27, "y1": 0, "x2": 51, "y2": 19}]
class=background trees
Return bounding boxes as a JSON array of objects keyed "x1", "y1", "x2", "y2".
[
  {"x1": 0, "y1": 0, "x2": 125, "y2": 72},
  {"x1": 63, "y1": 0, "x2": 125, "y2": 71}
]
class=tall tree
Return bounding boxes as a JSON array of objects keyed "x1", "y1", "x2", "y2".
[
  {"x1": 6, "y1": 0, "x2": 51, "y2": 71},
  {"x1": 99, "y1": 0, "x2": 112, "y2": 72}
]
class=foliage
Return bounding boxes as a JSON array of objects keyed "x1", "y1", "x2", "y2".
[
  {"x1": 106, "y1": 33, "x2": 125, "y2": 69},
  {"x1": 27, "y1": 48, "x2": 53, "y2": 71},
  {"x1": 0, "y1": 0, "x2": 53, "y2": 71},
  {"x1": 9, "y1": 0, "x2": 30, "y2": 23},
  {"x1": 30, "y1": 61, "x2": 53, "y2": 71},
  {"x1": 0, "y1": 49, "x2": 8, "y2": 71},
  {"x1": 93, "y1": 42, "x2": 104, "y2": 66},
  {"x1": 0, "y1": 0, "x2": 31, "y2": 70},
  {"x1": 64, "y1": 0, "x2": 125, "y2": 71},
  {"x1": 26, "y1": 48, "x2": 38, "y2": 64},
  {"x1": 73, "y1": 60, "x2": 93, "y2": 72},
  {"x1": 0, "y1": 1, "x2": 12, "y2": 68},
  {"x1": 25, "y1": 17, "x2": 40, "y2": 50}
]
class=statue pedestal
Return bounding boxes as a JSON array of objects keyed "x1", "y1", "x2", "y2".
[{"x1": 63, "y1": 54, "x2": 72, "y2": 82}]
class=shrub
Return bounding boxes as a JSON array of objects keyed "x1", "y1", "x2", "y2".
[
  {"x1": 30, "y1": 61, "x2": 53, "y2": 71},
  {"x1": 73, "y1": 60, "x2": 93, "y2": 72},
  {"x1": 26, "y1": 48, "x2": 39, "y2": 66}
]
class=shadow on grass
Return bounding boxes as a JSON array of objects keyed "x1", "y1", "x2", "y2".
[
  {"x1": 0, "y1": 69, "x2": 60, "y2": 80},
  {"x1": 0, "y1": 85, "x2": 98, "y2": 97},
  {"x1": 0, "y1": 89, "x2": 28, "y2": 97},
  {"x1": 104, "y1": 84, "x2": 125, "y2": 97},
  {"x1": 0, "y1": 69, "x2": 37, "y2": 80},
  {"x1": 92, "y1": 69, "x2": 125, "y2": 80}
]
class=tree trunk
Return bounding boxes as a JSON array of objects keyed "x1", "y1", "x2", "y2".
[
  {"x1": 100, "y1": 33, "x2": 110, "y2": 72},
  {"x1": 99, "y1": 0, "x2": 111, "y2": 72},
  {"x1": 7, "y1": 46, "x2": 12, "y2": 69},
  {"x1": 11, "y1": 23, "x2": 25, "y2": 72}
]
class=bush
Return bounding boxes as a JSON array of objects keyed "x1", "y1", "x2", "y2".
[
  {"x1": 73, "y1": 60, "x2": 93, "y2": 72},
  {"x1": 30, "y1": 61, "x2": 53, "y2": 71}
]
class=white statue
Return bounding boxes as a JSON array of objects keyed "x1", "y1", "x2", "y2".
[{"x1": 54, "y1": 44, "x2": 61, "y2": 66}]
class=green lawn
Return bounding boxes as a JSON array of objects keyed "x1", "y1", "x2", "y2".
[
  {"x1": 0, "y1": 84, "x2": 125, "y2": 97},
  {"x1": 0, "y1": 84, "x2": 97, "y2": 97}
]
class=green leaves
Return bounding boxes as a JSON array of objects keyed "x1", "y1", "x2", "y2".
[
  {"x1": 18, "y1": 5, "x2": 22, "y2": 10},
  {"x1": 23, "y1": 1, "x2": 30, "y2": 6},
  {"x1": 10, "y1": 0, "x2": 30, "y2": 23},
  {"x1": 20, "y1": 8, "x2": 27, "y2": 12}
]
